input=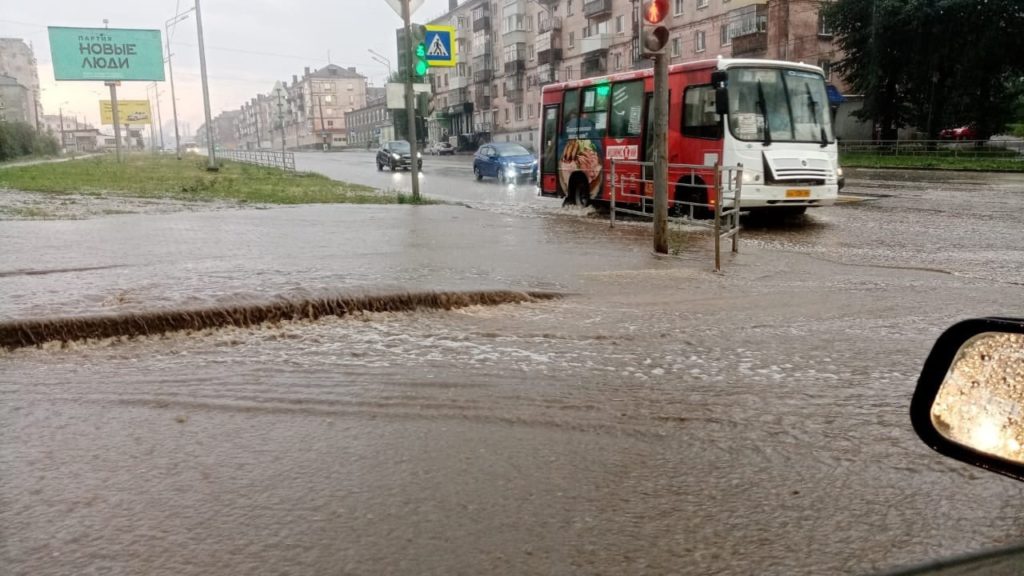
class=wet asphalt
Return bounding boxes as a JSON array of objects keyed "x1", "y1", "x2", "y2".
[{"x1": 1, "y1": 153, "x2": 1023, "y2": 575}]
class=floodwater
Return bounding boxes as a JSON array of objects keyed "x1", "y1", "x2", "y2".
[{"x1": 2, "y1": 157, "x2": 1024, "y2": 575}]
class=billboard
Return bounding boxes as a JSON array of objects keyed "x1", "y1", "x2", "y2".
[
  {"x1": 48, "y1": 27, "x2": 165, "y2": 81},
  {"x1": 99, "y1": 100, "x2": 152, "y2": 125}
]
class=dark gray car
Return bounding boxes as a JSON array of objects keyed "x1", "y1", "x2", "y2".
[{"x1": 376, "y1": 140, "x2": 422, "y2": 171}]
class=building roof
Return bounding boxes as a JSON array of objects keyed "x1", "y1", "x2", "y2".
[{"x1": 309, "y1": 64, "x2": 365, "y2": 79}]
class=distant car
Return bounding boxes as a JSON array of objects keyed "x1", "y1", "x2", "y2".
[
  {"x1": 939, "y1": 123, "x2": 978, "y2": 141},
  {"x1": 376, "y1": 140, "x2": 422, "y2": 171},
  {"x1": 430, "y1": 142, "x2": 455, "y2": 156},
  {"x1": 473, "y1": 142, "x2": 538, "y2": 184}
]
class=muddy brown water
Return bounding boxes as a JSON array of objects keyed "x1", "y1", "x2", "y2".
[{"x1": 2, "y1": 167, "x2": 1024, "y2": 575}]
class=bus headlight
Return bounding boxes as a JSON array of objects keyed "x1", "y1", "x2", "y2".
[
  {"x1": 741, "y1": 171, "x2": 761, "y2": 184},
  {"x1": 836, "y1": 167, "x2": 844, "y2": 178}
]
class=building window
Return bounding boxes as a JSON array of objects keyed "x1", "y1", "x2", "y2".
[
  {"x1": 818, "y1": 59, "x2": 832, "y2": 80},
  {"x1": 674, "y1": 0, "x2": 684, "y2": 15},
  {"x1": 505, "y1": 107, "x2": 510, "y2": 122},
  {"x1": 567, "y1": 0, "x2": 573, "y2": 15},
  {"x1": 327, "y1": 120, "x2": 334, "y2": 127},
  {"x1": 528, "y1": 45, "x2": 535, "y2": 61},
  {"x1": 721, "y1": 25, "x2": 731, "y2": 46},
  {"x1": 515, "y1": 105, "x2": 523, "y2": 121},
  {"x1": 695, "y1": 30, "x2": 706, "y2": 52},
  {"x1": 528, "y1": 104, "x2": 534, "y2": 119},
  {"x1": 614, "y1": 52, "x2": 622, "y2": 70},
  {"x1": 697, "y1": 0, "x2": 708, "y2": 8},
  {"x1": 671, "y1": 38, "x2": 680, "y2": 57},
  {"x1": 615, "y1": 15, "x2": 624, "y2": 33},
  {"x1": 582, "y1": 26, "x2": 589, "y2": 39},
  {"x1": 569, "y1": 31, "x2": 575, "y2": 49},
  {"x1": 818, "y1": 13, "x2": 834, "y2": 36}
]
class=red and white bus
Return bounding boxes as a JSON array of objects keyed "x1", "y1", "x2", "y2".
[{"x1": 539, "y1": 58, "x2": 841, "y2": 216}]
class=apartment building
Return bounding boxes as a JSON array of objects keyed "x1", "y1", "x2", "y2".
[
  {"x1": 0, "y1": 74, "x2": 32, "y2": 124},
  {"x1": 423, "y1": 0, "x2": 844, "y2": 151},
  {"x1": 346, "y1": 87, "x2": 391, "y2": 149},
  {"x1": 232, "y1": 64, "x2": 368, "y2": 150},
  {"x1": 0, "y1": 38, "x2": 41, "y2": 127}
]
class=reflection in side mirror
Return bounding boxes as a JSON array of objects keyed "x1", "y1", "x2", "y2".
[{"x1": 911, "y1": 318, "x2": 1024, "y2": 481}]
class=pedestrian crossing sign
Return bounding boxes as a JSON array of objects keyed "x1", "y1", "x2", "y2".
[{"x1": 424, "y1": 25, "x2": 456, "y2": 67}]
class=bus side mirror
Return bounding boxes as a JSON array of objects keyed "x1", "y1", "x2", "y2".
[
  {"x1": 715, "y1": 88, "x2": 728, "y2": 117},
  {"x1": 711, "y1": 71, "x2": 729, "y2": 116}
]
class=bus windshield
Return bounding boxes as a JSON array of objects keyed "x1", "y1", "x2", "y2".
[{"x1": 727, "y1": 68, "x2": 835, "y2": 144}]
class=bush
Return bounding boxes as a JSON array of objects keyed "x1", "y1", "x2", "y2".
[{"x1": 0, "y1": 122, "x2": 60, "y2": 162}]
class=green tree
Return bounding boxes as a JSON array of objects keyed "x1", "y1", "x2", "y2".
[{"x1": 825, "y1": 0, "x2": 1024, "y2": 140}]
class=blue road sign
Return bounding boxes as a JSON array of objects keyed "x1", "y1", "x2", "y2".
[{"x1": 424, "y1": 25, "x2": 456, "y2": 67}]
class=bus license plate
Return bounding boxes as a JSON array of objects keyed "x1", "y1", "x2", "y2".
[{"x1": 786, "y1": 189, "x2": 811, "y2": 198}]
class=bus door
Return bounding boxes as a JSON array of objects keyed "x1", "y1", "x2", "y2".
[
  {"x1": 540, "y1": 104, "x2": 560, "y2": 196},
  {"x1": 606, "y1": 80, "x2": 645, "y2": 203}
]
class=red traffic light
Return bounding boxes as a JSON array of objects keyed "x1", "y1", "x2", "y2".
[{"x1": 643, "y1": 0, "x2": 669, "y2": 24}]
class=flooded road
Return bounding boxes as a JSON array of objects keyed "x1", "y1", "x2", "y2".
[{"x1": 3, "y1": 157, "x2": 1024, "y2": 575}]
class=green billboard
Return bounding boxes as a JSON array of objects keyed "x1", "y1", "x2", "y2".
[{"x1": 48, "y1": 27, "x2": 165, "y2": 81}]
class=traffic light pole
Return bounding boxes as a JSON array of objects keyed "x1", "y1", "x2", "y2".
[
  {"x1": 401, "y1": 0, "x2": 421, "y2": 201},
  {"x1": 652, "y1": 52, "x2": 669, "y2": 254}
]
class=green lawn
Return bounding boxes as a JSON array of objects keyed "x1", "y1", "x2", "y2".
[
  {"x1": 0, "y1": 154, "x2": 433, "y2": 204},
  {"x1": 840, "y1": 152, "x2": 1024, "y2": 172}
]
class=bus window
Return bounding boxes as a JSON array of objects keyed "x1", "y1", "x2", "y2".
[
  {"x1": 542, "y1": 105, "x2": 559, "y2": 174},
  {"x1": 683, "y1": 85, "x2": 722, "y2": 139},
  {"x1": 562, "y1": 89, "x2": 580, "y2": 137},
  {"x1": 609, "y1": 80, "x2": 644, "y2": 139},
  {"x1": 579, "y1": 85, "x2": 609, "y2": 140}
]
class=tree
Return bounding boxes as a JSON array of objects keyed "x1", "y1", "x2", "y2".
[{"x1": 825, "y1": 0, "x2": 1024, "y2": 140}]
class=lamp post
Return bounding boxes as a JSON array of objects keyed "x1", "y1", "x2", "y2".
[{"x1": 165, "y1": 6, "x2": 195, "y2": 160}]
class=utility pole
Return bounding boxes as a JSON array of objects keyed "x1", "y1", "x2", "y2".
[
  {"x1": 107, "y1": 81, "x2": 123, "y2": 162},
  {"x1": 652, "y1": 52, "x2": 668, "y2": 254},
  {"x1": 401, "y1": 0, "x2": 421, "y2": 201},
  {"x1": 195, "y1": 0, "x2": 217, "y2": 170},
  {"x1": 165, "y1": 8, "x2": 192, "y2": 160},
  {"x1": 152, "y1": 83, "x2": 165, "y2": 151}
]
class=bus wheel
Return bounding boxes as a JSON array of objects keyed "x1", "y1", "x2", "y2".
[
  {"x1": 570, "y1": 174, "x2": 590, "y2": 207},
  {"x1": 675, "y1": 177, "x2": 712, "y2": 219}
]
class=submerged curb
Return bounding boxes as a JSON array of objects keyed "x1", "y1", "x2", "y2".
[{"x1": 0, "y1": 290, "x2": 562, "y2": 350}]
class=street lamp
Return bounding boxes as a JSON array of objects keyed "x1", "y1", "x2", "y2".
[
  {"x1": 368, "y1": 48, "x2": 393, "y2": 78},
  {"x1": 166, "y1": 6, "x2": 195, "y2": 160}
]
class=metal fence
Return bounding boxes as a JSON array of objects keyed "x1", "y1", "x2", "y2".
[
  {"x1": 219, "y1": 149, "x2": 296, "y2": 171},
  {"x1": 839, "y1": 139, "x2": 1024, "y2": 158},
  {"x1": 608, "y1": 160, "x2": 743, "y2": 272}
]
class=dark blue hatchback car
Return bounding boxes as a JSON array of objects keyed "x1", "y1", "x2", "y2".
[{"x1": 473, "y1": 142, "x2": 538, "y2": 184}]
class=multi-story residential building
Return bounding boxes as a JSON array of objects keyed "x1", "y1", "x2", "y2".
[
  {"x1": 423, "y1": 0, "x2": 844, "y2": 151},
  {"x1": 0, "y1": 74, "x2": 32, "y2": 124},
  {"x1": 0, "y1": 38, "x2": 41, "y2": 128},
  {"x1": 196, "y1": 110, "x2": 241, "y2": 150},
  {"x1": 237, "y1": 93, "x2": 275, "y2": 150},
  {"x1": 345, "y1": 87, "x2": 392, "y2": 149}
]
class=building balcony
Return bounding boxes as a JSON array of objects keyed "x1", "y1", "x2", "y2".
[
  {"x1": 473, "y1": 68, "x2": 494, "y2": 82},
  {"x1": 580, "y1": 33, "x2": 612, "y2": 55},
  {"x1": 450, "y1": 75, "x2": 470, "y2": 90},
  {"x1": 582, "y1": 53, "x2": 608, "y2": 77},
  {"x1": 504, "y1": 58, "x2": 526, "y2": 75},
  {"x1": 538, "y1": 16, "x2": 562, "y2": 34},
  {"x1": 536, "y1": 64, "x2": 559, "y2": 85},
  {"x1": 474, "y1": 91, "x2": 491, "y2": 109},
  {"x1": 473, "y1": 15, "x2": 491, "y2": 32},
  {"x1": 583, "y1": 0, "x2": 613, "y2": 22},
  {"x1": 731, "y1": 31, "x2": 767, "y2": 57},
  {"x1": 503, "y1": 28, "x2": 529, "y2": 45},
  {"x1": 449, "y1": 87, "x2": 470, "y2": 105},
  {"x1": 455, "y1": 26, "x2": 471, "y2": 41},
  {"x1": 537, "y1": 31, "x2": 563, "y2": 65},
  {"x1": 502, "y1": 0, "x2": 527, "y2": 16},
  {"x1": 505, "y1": 88, "x2": 525, "y2": 104}
]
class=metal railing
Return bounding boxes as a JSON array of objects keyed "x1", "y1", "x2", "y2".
[
  {"x1": 609, "y1": 160, "x2": 743, "y2": 272},
  {"x1": 839, "y1": 139, "x2": 1024, "y2": 158},
  {"x1": 219, "y1": 149, "x2": 296, "y2": 171}
]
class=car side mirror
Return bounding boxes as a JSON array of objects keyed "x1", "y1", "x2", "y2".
[{"x1": 911, "y1": 317, "x2": 1024, "y2": 482}]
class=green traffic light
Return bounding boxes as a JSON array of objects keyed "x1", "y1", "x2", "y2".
[{"x1": 414, "y1": 42, "x2": 428, "y2": 76}]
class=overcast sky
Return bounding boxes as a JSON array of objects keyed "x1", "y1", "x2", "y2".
[{"x1": 1, "y1": 0, "x2": 450, "y2": 136}]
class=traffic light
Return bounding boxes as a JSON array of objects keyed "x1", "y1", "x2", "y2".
[
  {"x1": 411, "y1": 24, "x2": 429, "y2": 80},
  {"x1": 641, "y1": 0, "x2": 670, "y2": 56}
]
